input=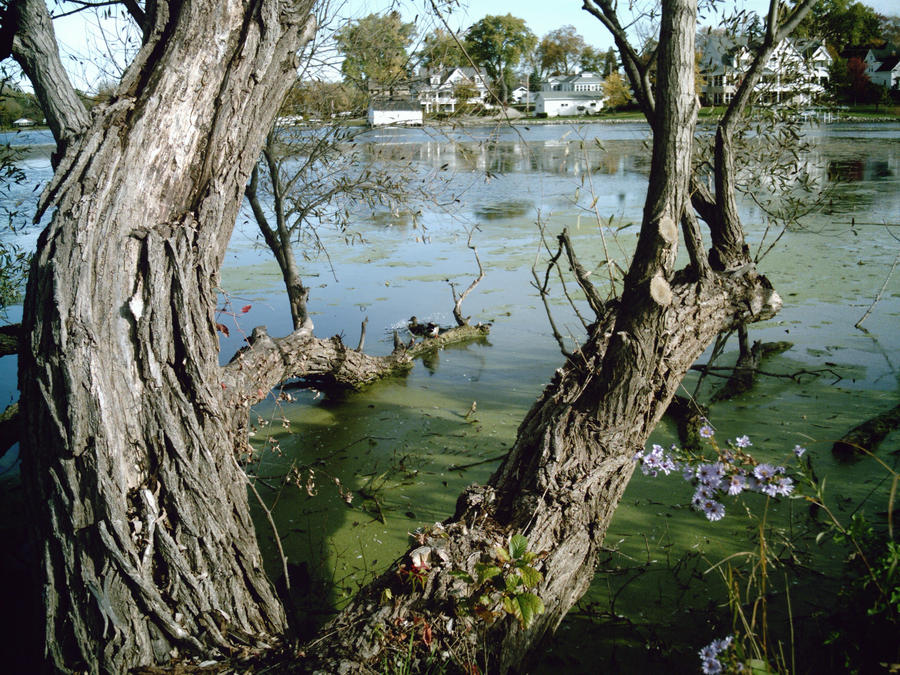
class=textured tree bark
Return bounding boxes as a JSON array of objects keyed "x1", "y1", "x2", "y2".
[
  {"x1": 294, "y1": 1, "x2": 780, "y2": 672},
  {"x1": 18, "y1": 1, "x2": 316, "y2": 672}
]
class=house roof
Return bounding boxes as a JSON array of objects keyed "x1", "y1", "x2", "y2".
[
  {"x1": 875, "y1": 55, "x2": 900, "y2": 72},
  {"x1": 369, "y1": 99, "x2": 421, "y2": 112}
]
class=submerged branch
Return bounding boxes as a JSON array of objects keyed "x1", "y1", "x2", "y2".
[
  {"x1": 855, "y1": 248, "x2": 900, "y2": 330},
  {"x1": 832, "y1": 404, "x2": 900, "y2": 460}
]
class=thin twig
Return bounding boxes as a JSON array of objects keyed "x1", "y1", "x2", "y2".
[
  {"x1": 855, "y1": 247, "x2": 900, "y2": 329},
  {"x1": 450, "y1": 227, "x2": 485, "y2": 326},
  {"x1": 246, "y1": 473, "x2": 290, "y2": 591}
]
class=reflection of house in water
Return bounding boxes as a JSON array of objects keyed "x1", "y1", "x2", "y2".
[
  {"x1": 828, "y1": 159, "x2": 893, "y2": 183},
  {"x1": 355, "y1": 131, "x2": 650, "y2": 182}
]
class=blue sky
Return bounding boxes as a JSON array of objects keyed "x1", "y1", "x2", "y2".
[
  {"x1": 41, "y1": 0, "x2": 900, "y2": 92},
  {"x1": 398, "y1": 0, "x2": 900, "y2": 52}
]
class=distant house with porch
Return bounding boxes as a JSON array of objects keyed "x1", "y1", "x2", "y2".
[
  {"x1": 698, "y1": 33, "x2": 831, "y2": 106},
  {"x1": 412, "y1": 66, "x2": 490, "y2": 113},
  {"x1": 367, "y1": 99, "x2": 423, "y2": 127}
]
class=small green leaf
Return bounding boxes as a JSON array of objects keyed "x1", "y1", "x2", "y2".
[
  {"x1": 505, "y1": 574, "x2": 522, "y2": 593},
  {"x1": 475, "y1": 563, "x2": 502, "y2": 584},
  {"x1": 503, "y1": 592, "x2": 545, "y2": 629},
  {"x1": 494, "y1": 546, "x2": 510, "y2": 563},
  {"x1": 748, "y1": 658, "x2": 776, "y2": 674},
  {"x1": 449, "y1": 569, "x2": 474, "y2": 584},
  {"x1": 517, "y1": 565, "x2": 543, "y2": 589},
  {"x1": 509, "y1": 534, "x2": 529, "y2": 560}
]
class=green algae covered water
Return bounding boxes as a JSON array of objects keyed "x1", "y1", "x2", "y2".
[
  {"x1": 226, "y1": 121, "x2": 900, "y2": 672},
  {"x1": 2, "y1": 121, "x2": 898, "y2": 671}
]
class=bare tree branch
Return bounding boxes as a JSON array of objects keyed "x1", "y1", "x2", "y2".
[
  {"x1": 449, "y1": 227, "x2": 485, "y2": 326},
  {"x1": 9, "y1": 0, "x2": 90, "y2": 161}
]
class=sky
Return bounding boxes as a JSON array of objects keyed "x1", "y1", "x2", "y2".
[{"x1": 31, "y1": 0, "x2": 900, "y2": 93}]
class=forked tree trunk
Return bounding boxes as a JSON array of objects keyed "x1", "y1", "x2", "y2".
[
  {"x1": 18, "y1": 1, "x2": 315, "y2": 672},
  {"x1": 296, "y1": 0, "x2": 780, "y2": 672}
]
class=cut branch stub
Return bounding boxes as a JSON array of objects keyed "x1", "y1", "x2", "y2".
[
  {"x1": 649, "y1": 274, "x2": 673, "y2": 306},
  {"x1": 657, "y1": 214, "x2": 678, "y2": 246}
]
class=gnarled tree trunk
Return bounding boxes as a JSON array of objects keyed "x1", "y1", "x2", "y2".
[
  {"x1": 295, "y1": 0, "x2": 780, "y2": 672},
  {"x1": 18, "y1": 2, "x2": 316, "y2": 671}
]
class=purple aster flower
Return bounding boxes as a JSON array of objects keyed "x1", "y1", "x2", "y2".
[
  {"x1": 727, "y1": 474, "x2": 747, "y2": 495},
  {"x1": 774, "y1": 476, "x2": 794, "y2": 496},
  {"x1": 701, "y1": 657, "x2": 723, "y2": 674},
  {"x1": 701, "y1": 499, "x2": 726, "y2": 521},
  {"x1": 699, "y1": 644, "x2": 719, "y2": 661},
  {"x1": 699, "y1": 423, "x2": 715, "y2": 439},
  {"x1": 793, "y1": 444, "x2": 807, "y2": 457},
  {"x1": 694, "y1": 485, "x2": 718, "y2": 502},
  {"x1": 754, "y1": 463, "x2": 777, "y2": 481},
  {"x1": 715, "y1": 636, "x2": 733, "y2": 651},
  {"x1": 697, "y1": 462, "x2": 726, "y2": 487},
  {"x1": 735, "y1": 435, "x2": 752, "y2": 448},
  {"x1": 762, "y1": 482, "x2": 779, "y2": 497}
]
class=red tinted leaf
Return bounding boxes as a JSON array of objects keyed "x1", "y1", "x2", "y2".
[
  {"x1": 241, "y1": 305, "x2": 252, "y2": 314},
  {"x1": 215, "y1": 322, "x2": 230, "y2": 337}
]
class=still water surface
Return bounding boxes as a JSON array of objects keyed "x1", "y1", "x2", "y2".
[{"x1": 2, "y1": 121, "x2": 899, "y2": 670}]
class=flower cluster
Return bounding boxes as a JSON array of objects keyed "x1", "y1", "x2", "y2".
[
  {"x1": 699, "y1": 635, "x2": 733, "y2": 674},
  {"x1": 633, "y1": 426, "x2": 804, "y2": 522},
  {"x1": 632, "y1": 443, "x2": 678, "y2": 477}
]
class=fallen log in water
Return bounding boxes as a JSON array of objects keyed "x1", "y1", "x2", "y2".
[{"x1": 832, "y1": 403, "x2": 900, "y2": 460}]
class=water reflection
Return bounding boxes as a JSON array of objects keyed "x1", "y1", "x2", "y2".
[
  {"x1": 827, "y1": 159, "x2": 893, "y2": 182},
  {"x1": 358, "y1": 133, "x2": 646, "y2": 178}
]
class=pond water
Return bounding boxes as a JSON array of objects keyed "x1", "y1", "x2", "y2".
[{"x1": 2, "y1": 120, "x2": 899, "y2": 671}]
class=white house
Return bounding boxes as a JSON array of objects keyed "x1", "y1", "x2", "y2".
[
  {"x1": 367, "y1": 100, "x2": 423, "y2": 127},
  {"x1": 412, "y1": 66, "x2": 490, "y2": 113},
  {"x1": 868, "y1": 53, "x2": 900, "y2": 90},
  {"x1": 534, "y1": 90, "x2": 604, "y2": 117},
  {"x1": 510, "y1": 86, "x2": 533, "y2": 105},
  {"x1": 698, "y1": 34, "x2": 831, "y2": 106}
]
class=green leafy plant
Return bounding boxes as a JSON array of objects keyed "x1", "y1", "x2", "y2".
[{"x1": 453, "y1": 533, "x2": 546, "y2": 629}]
